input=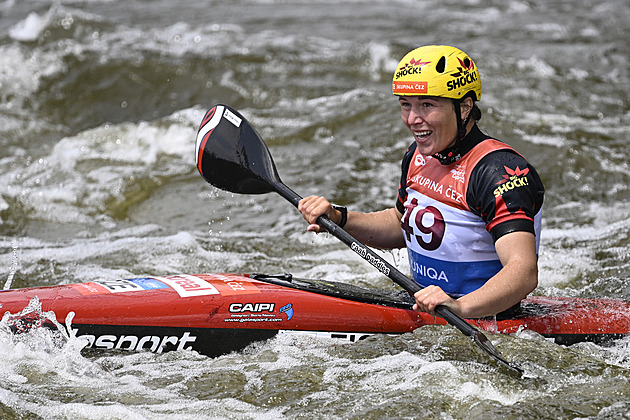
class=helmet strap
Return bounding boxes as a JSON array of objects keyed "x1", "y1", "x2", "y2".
[
  {"x1": 432, "y1": 98, "x2": 473, "y2": 165},
  {"x1": 454, "y1": 98, "x2": 472, "y2": 141}
]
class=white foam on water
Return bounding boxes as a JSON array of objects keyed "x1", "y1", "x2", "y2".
[
  {"x1": 227, "y1": 331, "x2": 548, "y2": 417},
  {"x1": 0, "y1": 44, "x2": 65, "y2": 108},
  {"x1": 0, "y1": 302, "x2": 113, "y2": 415},
  {"x1": 8, "y1": 11, "x2": 51, "y2": 42},
  {"x1": 0, "y1": 0, "x2": 628, "y2": 417},
  {"x1": 537, "y1": 201, "x2": 630, "y2": 295},
  {"x1": 0, "y1": 295, "x2": 291, "y2": 418},
  {"x1": 1, "y1": 107, "x2": 204, "y2": 225},
  {"x1": 0, "y1": 224, "x2": 250, "y2": 288},
  {"x1": 2, "y1": 313, "x2": 620, "y2": 419}
]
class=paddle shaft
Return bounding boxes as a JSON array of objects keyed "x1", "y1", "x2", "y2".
[{"x1": 273, "y1": 182, "x2": 480, "y2": 338}]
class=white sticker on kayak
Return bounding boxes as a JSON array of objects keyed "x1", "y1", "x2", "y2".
[
  {"x1": 154, "y1": 275, "x2": 220, "y2": 297},
  {"x1": 223, "y1": 108, "x2": 242, "y2": 127},
  {"x1": 85, "y1": 279, "x2": 145, "y2": 293}
]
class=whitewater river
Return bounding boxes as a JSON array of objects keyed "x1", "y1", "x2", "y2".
[{"x1": 1, "y1": 0, "x2": 629, "y2": 418}]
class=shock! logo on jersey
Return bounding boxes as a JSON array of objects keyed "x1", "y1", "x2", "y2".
[{"x1": 493, "y1": 165, "x2": 530, "y2": 197}]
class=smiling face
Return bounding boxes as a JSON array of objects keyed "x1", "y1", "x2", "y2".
[{"x1": 399, "y1": 96, "x2": 465, "y2": 156}]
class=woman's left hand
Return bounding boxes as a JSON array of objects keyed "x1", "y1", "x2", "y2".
[{"x1": 413, "y1": 285, "x2": 461, "y2": 316}]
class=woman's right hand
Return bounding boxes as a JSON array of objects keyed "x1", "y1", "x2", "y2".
[{"x1": 297, "y1": 195, "x2": 339, "y2": 233}]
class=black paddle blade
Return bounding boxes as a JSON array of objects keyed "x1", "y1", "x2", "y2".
[
  {"x1": 195, "y1": 104, "x2": 281, "y2": 194},
  {"x1": 435, "y1": 305, "x2": 523, "y2": 375},
  {"x1": 473, "y1": 331, "x2": 523, "y2": 375}
]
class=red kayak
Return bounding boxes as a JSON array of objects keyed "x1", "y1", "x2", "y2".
[{"x1": 2, "y1": 273, "x2": 628, "y2": 357}]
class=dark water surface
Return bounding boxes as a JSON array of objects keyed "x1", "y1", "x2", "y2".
[{"x1": 1, "y1": 0, "x2": 629, "y2": 418}]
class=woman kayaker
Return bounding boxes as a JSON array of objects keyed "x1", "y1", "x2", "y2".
[{"x1": 298, "y1": 45, "x2": 544, "y2": 318}]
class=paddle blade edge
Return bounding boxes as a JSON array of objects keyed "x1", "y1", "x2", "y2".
[{"x1": 195, "y1": 104, "x2": 282, "y2": 195}]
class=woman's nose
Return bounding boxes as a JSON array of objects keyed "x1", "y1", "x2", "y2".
[{"x1": 407, "y1": 108, "x2": 423, "y2": 125}]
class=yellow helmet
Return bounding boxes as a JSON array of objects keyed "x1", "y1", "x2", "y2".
[{"x1": 392, "y1": 45, "x2": 481, "y2": 101}]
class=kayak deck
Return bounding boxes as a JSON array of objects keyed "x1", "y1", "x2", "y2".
[{"x1": 251, "y1": 273, "x2": 630, "y2": 345}]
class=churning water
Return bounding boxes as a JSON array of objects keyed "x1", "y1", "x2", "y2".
[{"x1": 1, "y1": 0, "x2": 629, "y2": 418}]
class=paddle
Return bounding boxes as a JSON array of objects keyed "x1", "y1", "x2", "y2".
[{"x1": 195, "y1": 104, "x2": 523, "y2": 374}]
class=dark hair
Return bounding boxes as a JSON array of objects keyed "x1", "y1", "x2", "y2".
[
  {"x1": 452, "y1": 93, "x2": 482, "y2": 123},
  {"x1": 471, "y1": 103, "x2": 482, "y2": 122},
  {"x1": 462, "y1": 91, "x2": 482, "y2": 122}
]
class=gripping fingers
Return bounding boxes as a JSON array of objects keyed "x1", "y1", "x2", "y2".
[
  {"x1": 298, "y1": 196, "x2": 333, "y2": 232},
  {"x1": 413, "y1": 285, "x2": 450, "y2": 314}
]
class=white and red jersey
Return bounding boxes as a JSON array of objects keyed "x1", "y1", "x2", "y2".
[{"x1": 396, "y1": 125, "x2": 544, "y2": 296}]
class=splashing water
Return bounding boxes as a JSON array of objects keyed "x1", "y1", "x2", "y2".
[
  {"x1": 3, "y1": 239, "x2": 19, "y2": 291},
  {"x1": 1, "y1": 296, "x2": 74, "y2": 344}
]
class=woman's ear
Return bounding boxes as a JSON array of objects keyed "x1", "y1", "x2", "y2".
[{"x1": 460, "y1": 97, "x2": 474, "y2": 121}]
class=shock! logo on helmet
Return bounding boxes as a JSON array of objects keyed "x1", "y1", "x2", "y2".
[{"x1": 392, "y1": 45, "x2": 481, "y2": 101}]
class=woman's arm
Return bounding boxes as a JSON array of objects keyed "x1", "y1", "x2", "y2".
[
  {"x1": 298, "y1": 195, "x2": 406, "y2": 249},
  {"x1": 413, "y1": 230, "x2": 538, "y2": 318}
]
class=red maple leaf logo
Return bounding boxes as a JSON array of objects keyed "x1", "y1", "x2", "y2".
[
  {"x1": 496, "y1": 165, "x2": 530, "y2": 185},
  {"x1": 409, "y1": 58, "x2": 431, "y2": 67},
  {"x1": 450, "y1": 57, "x2": 475, "y2": 77},
  {"x1": 457, "y1": 57, "x2": 475, "y2": 71}
]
